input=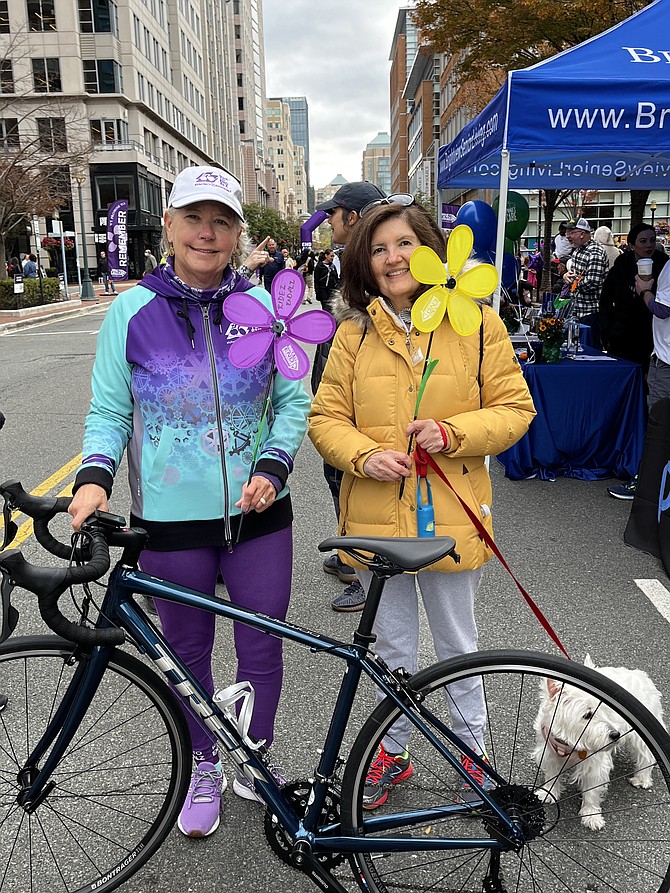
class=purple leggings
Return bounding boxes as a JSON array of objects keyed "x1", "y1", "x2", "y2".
[{"x1": 139, "y1": 526, "x2": 292, "y2": 761}]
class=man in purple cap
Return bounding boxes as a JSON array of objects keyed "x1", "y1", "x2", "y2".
[{"x1": 313, "y1": 181, "x2": 387, "y2": 611}]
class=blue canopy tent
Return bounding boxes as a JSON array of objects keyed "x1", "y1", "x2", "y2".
[{"x1": 436, "y1": 0, "x2": 670, "y2": 304}]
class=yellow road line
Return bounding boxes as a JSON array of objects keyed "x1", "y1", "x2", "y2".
[{"x1": 0, "y1": 456, "x2": 80, "y2": 549}]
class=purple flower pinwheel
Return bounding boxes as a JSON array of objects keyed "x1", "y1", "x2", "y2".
[{"x1": 225, "y1": 269, "x2": 336, "y2": 380}]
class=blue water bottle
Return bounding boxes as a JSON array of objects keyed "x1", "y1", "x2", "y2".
[{"x1": 416, "y1": 477, "x2": 435, "y2": 538}]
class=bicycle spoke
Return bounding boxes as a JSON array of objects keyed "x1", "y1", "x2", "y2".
[{"x1": 0, "y1": 639, "x2": 190, "y2": 893}]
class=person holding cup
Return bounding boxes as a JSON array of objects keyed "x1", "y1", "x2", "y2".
[
  {"x1": 600, "y1": 223, "x2": 669, "y2": 499},
  {"x1": 600, "y1": 223, "x2": 668, "y2": 372}
]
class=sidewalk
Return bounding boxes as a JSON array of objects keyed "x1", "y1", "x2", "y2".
[{"x1": 0, "y1": 280, "x2": 140, "y2": 334}]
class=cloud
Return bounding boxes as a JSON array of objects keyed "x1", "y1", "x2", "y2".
[{"x1": 263, "y1": 1, "x2": 402, "y2": 188}]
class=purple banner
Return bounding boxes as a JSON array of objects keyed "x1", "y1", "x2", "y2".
[
  {"x1": 107, "y1": 199, "x2": 128, "y2": 281},
  {"x1": 441, "y1": 204, "x2": 459, "y2": 231}
]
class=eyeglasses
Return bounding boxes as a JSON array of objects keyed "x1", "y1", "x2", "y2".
[{"x1": 359, "y1": 193, "x2": 415, "y2": 217}]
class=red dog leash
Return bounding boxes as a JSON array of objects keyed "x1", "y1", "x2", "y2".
[{"x1": 416, "y1": 445, "x2": 571, "y2": 659}]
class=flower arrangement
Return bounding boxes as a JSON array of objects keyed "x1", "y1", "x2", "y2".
[{"x1": 536, "y1": 317, "x2": 565, "y2": 348}]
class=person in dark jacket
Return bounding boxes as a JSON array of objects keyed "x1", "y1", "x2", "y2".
[
  {"x1": 600, "y1": 223, "x2": 668, "y2": 371},
  {"x1": 314, "y1": 249, "x2": 338, "y2": 312},
  {"x1": 311, "y1": 180, "x2": 388, "y2": 611},
  {"x1": 261, "y1": 238, "x2": 285, "y2": 290},
  {"x1": 296, "y1": 248, "x2": 315, "y2": 303},
  {"x1": 601, "y1": 223, "x2": 669, "y2": 501},
  {"x1": 97, "y1": 251, "x2": 116, "y2": 295}
]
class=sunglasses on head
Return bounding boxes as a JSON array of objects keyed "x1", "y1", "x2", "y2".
[{"x1": 359, "y1": 193, "x2": 415, "y2": 217}]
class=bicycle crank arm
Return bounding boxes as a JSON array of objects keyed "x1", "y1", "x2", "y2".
[{"x1": 292, "y1": 841, "x2": 351, "y2": 893}]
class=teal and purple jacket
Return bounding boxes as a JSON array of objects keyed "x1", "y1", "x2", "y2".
[{"x1": 75, "y1": 265, "x2": 310, "y2": 550}]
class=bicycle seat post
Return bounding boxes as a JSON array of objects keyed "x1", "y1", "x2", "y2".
[{"x1": 352, "y1": 570, "x2": 397, "y2": 644}]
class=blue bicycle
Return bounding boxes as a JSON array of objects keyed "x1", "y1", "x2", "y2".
[{"x1": 0, "y1": 479, "x2": 669, "y2": 893}]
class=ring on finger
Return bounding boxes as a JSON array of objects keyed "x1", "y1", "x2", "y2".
[{"x1": 259, "y1": 496, "x2": 267, "y2": 506}]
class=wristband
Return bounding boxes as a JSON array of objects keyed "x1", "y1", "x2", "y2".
[{"x1": 436, "y1": 422, "x2": 449, "y2": 450}]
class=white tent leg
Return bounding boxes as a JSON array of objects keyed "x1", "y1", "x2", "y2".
[{"x1": 493, "y1": 149, "x2": 511, "y2": 313}]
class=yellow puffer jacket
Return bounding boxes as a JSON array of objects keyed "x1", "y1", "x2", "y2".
[{"x1": 308, "y1": 298, "x2": 536, "y2": 572}]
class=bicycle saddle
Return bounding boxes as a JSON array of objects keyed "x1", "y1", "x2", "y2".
[{"x1": 318, "y1": 536, "x2": 458, "y2": 573}]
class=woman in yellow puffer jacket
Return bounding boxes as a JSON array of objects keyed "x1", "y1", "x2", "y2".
[{"x1": 308, "y1": 201, "x2": 535, "y2": 810}]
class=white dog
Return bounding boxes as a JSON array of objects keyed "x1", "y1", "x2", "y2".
[{"x1": 533, "y1": 654, "x2": 665, "y2": 831}]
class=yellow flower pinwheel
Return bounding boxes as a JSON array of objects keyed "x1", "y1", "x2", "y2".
[{"x1": 410, "y1": 224, "x2": 498, "y2": 336}]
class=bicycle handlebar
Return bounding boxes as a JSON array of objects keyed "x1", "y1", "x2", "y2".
[{"x1": 0, "y1": 480, "x2": 125, "y2": 647}]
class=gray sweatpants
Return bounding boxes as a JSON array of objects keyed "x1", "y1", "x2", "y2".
[{"x1": 357, "y1": 567, "x2": 487, "y2": 756}]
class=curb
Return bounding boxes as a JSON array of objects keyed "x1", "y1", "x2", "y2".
[
  {"x1": 0, "y1": 287, "x2": 135, "y2": 335},
  {"x1": 0, "y1": 301, "x2": 108, "y2": 334}
]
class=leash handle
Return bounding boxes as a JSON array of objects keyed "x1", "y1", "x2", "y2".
[{"x1": 419, "y1": 448, "x2": 571, "y2": 659}]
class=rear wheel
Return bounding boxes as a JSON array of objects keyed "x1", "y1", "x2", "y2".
[
  {"x1": 341, "y1": 649, "x2": 670, "y2": 893},
  {"x1": 0, "y1": 636, "x2": 191, "y2": 893}
]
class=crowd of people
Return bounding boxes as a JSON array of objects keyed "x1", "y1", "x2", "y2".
[
  {"x1": 66, "y1": 167, "x2": 534, "y2": 840},
  {"x1": 505, "y1": 214, "x2": 669, "y2": 501}
]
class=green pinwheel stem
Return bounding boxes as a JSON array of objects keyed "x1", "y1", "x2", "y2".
[{"x1": 414, "y1": 357, "x2": 439, "y2": 417}]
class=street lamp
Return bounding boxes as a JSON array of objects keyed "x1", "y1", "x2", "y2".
[
  {"x1": 51, "y1": 208, "x2": 69, "y2": 299},
  {"x1": 73, "y1": 171, "x2": 97, "y2": 302},
  {"x1": 650, "y1": 199, "x2": 657, "y2": 227}
]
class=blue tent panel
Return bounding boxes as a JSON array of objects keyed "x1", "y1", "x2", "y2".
[{"x1": 438, "y1": 0, "x2": 670, "y2": 189}]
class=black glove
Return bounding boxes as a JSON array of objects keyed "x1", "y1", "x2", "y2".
[{"x1": 0, "y1": 411, "x2": 5, "y2": 430}]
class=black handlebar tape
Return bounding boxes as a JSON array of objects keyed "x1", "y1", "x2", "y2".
[
  {"x1": 1, "y1": 482, "x2": 86, "y2": 561},
  {"x1": 0, "y1": 548, "x2": 124, "y2": 647}
]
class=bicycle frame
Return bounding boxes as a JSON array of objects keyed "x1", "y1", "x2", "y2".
[{"x1": 20, "y1": 561, "x2": 518, "y2": 885}]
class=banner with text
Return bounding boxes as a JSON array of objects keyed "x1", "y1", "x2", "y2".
[{"x1": 107, "y1": 200, "x2": 128, "y2": 281}]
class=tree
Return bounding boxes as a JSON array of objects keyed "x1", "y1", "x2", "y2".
[
  {"x1": 413, "y1": 0, "x2": 651, "y2": 84},
  {"x1": 0, "y1": 27, "x2": 92, "y2": 274},
  {"x1": 242, "y1": 203, "x2": 301, "y2": 254},
  {"x1": 414, "y1": 0, "x2": 653, "y2": 255}
]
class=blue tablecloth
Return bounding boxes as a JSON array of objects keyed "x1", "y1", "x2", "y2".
[{"x1": 498, "y1": 351, "x2": 646, "y2": 481}]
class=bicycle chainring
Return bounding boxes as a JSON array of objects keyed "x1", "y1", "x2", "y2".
[{"x1": 263, "y1": 779, "x2": 347, "y2": 869}]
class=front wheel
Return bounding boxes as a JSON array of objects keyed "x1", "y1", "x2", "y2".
[
  {"x1": 0, "y1": 636, "x2": 192, "y2": 893},
  {"x1": 341, "y1": 649, "x2": 670, "y2": 893}
]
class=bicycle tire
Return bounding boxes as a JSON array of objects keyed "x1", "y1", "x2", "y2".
[
  {"x1": 0, "y1": 635, "x2": 192, "y2": 893},
  {"x1": 340, "y1": 649, "x2": 670, "y2": 893}
]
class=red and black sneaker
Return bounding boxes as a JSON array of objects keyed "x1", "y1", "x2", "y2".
[
  {"x1": 362, "y1": 745, "x2": 414, "y2": 810},
  {"x1": 459, "y1": 753, "x2": 495, "y2": 804}
]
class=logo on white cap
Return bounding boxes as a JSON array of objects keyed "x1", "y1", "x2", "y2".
[{"x1": 169, "y1": 166, "x2": 244, "y2": 220}]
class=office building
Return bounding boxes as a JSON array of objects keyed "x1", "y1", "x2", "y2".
[
  {"x1": 0, "y1": 0, "x2": 246, "y2": 278},
  {"x1": 362, "y1": 132, "x2": 391, "y2": 195}
]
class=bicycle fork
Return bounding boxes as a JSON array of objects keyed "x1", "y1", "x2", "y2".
[{"x1": 17, "y1": 645, "x2": 113, "y2": 811}]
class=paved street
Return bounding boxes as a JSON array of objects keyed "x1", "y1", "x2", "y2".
[{"x1": 2, "y1": 306, "x2": 670, "y2": 891}]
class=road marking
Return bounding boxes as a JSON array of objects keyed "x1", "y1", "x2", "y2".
[
  {"x1": 0, "y1": 455, "x2": 81, "y2": 547},
  {"x1": 5, "y1": 330, "x2": 100, "y2": 336},
  {"x1": 635, "y1": 579, "x2": 670, "y2": 623}
]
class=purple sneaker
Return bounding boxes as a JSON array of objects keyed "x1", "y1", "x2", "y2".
[{"x1": 177, "y1": 761, "x2": 226, "y2": 837}]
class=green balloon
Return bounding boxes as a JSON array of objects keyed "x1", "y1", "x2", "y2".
[
  {"x1": 493, "y1": 192, "x2": 530, "y2": 241},
  {"x1": 504, "y1": 238, "x2": 516, "y2": 254}
]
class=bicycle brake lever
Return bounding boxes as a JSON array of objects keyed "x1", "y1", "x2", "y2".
[
  {"x1": 1, "y1": 499, "x2": 18, "y2": 551},
  {"x1": 0, "y1": 565, "x2": 19, "y2": 644}
]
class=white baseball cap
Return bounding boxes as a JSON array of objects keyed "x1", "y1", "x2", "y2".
[
  {"x1": 168, "y1": 166, "x2": 244, "y2": 220},
  {"x1": 566, "y1": 217, "x2": 592, "y2": 233}
]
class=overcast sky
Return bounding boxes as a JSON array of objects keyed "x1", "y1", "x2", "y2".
[{"x1": 263, "y1": 1, "x2": 406, "y2": 189}]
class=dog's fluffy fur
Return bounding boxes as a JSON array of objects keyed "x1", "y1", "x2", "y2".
[{"x1": 533, "y1": 654, "x2": 665, "y2": 831}]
